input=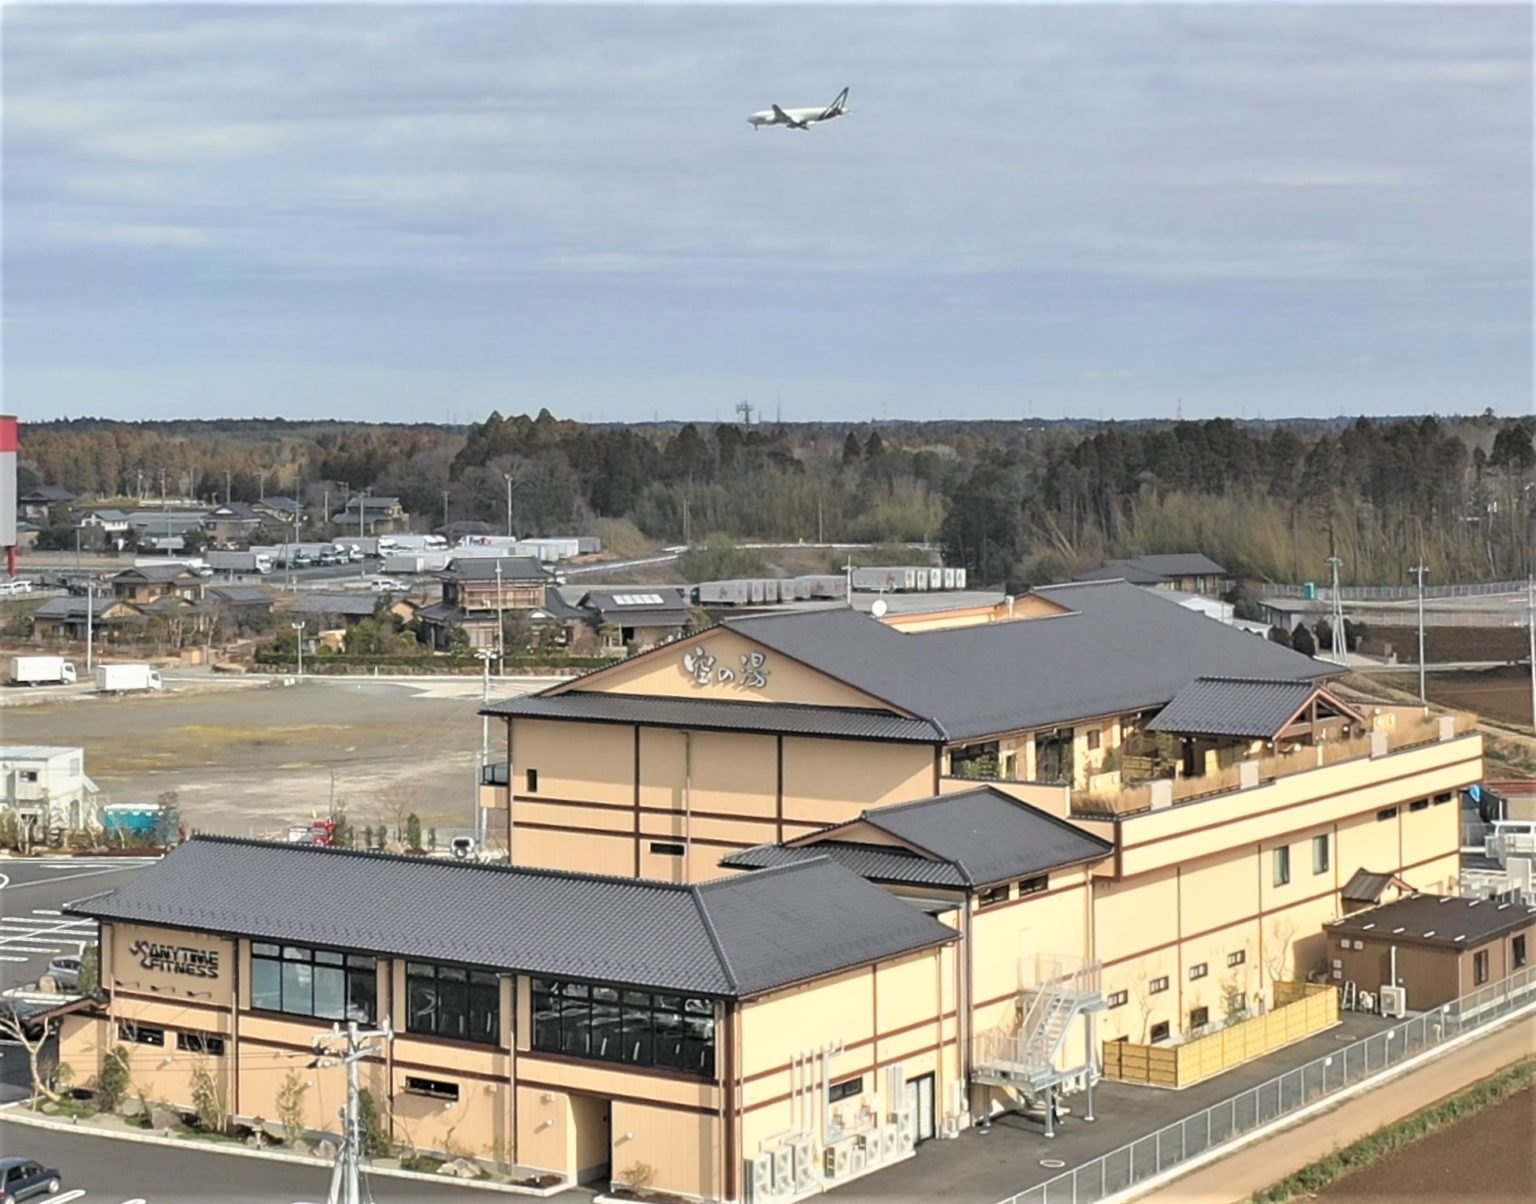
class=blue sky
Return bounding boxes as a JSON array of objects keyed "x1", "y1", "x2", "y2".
[{"x1": 4, "y1": 3, "x2": 1531, "y2": 423}]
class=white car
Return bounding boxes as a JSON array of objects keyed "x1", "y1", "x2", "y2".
[
  {"x1": 45, "y1": 956, "x2": 82, "y2": 990},
  {"x1": 371, "y1": 578, "x2": 407, "y2": 592},
  {"x1": 0, "y1": 580, "x2": 34, "y2": 596}
]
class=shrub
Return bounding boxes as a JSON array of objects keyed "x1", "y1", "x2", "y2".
[
  {"x1": 619, "y1": 1161, "x2": 657, "y2": 1191},
  {"x1": 276, "y1": 1069, "x2": 309, "y2": 1145},
  {"x1": 357, "y1": 1087, "x2": 392, "y2": 1157},
  {"x1": 190, "y1": 1066, "x2": 228, "y2": 1133},
  {"x1": 95, "y1": 1045, "x2": 132, "y2": 1112}
]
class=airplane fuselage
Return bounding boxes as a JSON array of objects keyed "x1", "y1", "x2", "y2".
[{"x1": 748, "y1": 88, "x2": 850, "y2": 130}]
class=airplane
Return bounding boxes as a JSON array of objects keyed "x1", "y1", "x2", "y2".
[{"x1": 748, "y1": 87, "x2": 850, "y2": 131}]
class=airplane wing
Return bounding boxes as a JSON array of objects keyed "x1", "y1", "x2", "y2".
[{"x1": 770, "y1": 104, "x2": 802, "y2": 126}]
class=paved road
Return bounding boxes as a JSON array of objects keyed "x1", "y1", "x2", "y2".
[
  {"x1": 1138, "y1": 1011, "x2": 1536, "y2": 1204},
  {"x1": 0, "y1": 1120, "x2": 525, "y2": 1202}
]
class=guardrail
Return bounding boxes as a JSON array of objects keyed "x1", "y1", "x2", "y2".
[
  {"x1": 992, "y1": 965, "x2": 1536, "y2": 1204},
  {"x1": 1267, "y1": 579, "x2": 1526, "y2": 601}
]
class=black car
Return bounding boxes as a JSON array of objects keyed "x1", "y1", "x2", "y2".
[{"x1": 0, "y1": 1158, "x2": 62, "y2": 1202}]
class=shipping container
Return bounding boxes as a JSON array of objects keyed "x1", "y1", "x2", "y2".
[
  {"x1": 942, "y1": 567, "x2": 956, "y2": 589},
  {"x1": 955, "y1": 567, "x2": 968, "y2": 589}
]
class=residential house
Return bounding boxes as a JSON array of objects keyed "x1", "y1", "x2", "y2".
[
  {"x1": 12, "y1": 520, "x2": 40, "y2": 551},
  {"x1": 418, "y1": 557, "x2": 554, "y2": 651},
  {"x1": 1073, "y1": 553, "x2": 1230, "y2": 596},
  {"x1": 110, "y1": 565, "x2": 206, "y2": 606},
  {"x1": 32, "y1": 594, "x2": 139, "y2": 641},
  {"x1": 253, "y1": 496, "x2": 303, "y2": 525},
  {"x1": 206, "y1": 584, "x2": 276, "y2": 626},
  {"x1": 72, "y1": 508, "x2": 131, "y2": 550},
  {"x1": 1, "y1": 745, "x2": 101, "y2": 831},
  {"x1": 577, "y1": 588, "x2": 692, "y2": 652},
  {"x1": 203, "y1": 501, "x2": 273, "y2": 547},
  {"x1": 335, "y1": 494, "x2": 407, "y2": 534},
  {"x1": 125, "y1": 511, "x2": 209, "y2": 551},
  {"x1": 16, "y1": 485, "x2": 77, "y2": 522},
  {"x1": 289, "y1": 592, "x2": 387, "y2": 627}
]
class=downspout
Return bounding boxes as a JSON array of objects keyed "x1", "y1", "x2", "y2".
[
  {"x1": 231, "y1": 935, "x2": 241, "y2": 1119},
  {"x1": 683, "y1": 730, "x2": 693, "y2": 883}
]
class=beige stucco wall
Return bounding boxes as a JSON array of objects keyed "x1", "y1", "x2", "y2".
[
  {"x1": 105, "y1": 921, "x2": 233, "y2": 1007},
  {"x1": 780, "y1": 737, "x2": 935, "y2": 831}
]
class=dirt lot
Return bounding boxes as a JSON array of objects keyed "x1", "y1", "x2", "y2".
[
  {"x1": 3, "y1": 678, "x2": 536, "y2": 837},
  {"x1": 1366, "y1": 624, "x2": 1527, "y2": 665},
  {"x1": 1375, "y1": 665, "x2": 1534, "y2": 729},
  {"x1": 1314, "y1": 1086, "x2": 1535, "y2": 1202}
]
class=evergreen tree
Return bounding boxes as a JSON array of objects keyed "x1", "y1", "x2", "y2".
[
  {"x1": 1290, "y1": 623, "x2": 1317, "y2": 657},
  {"x1": 841, "y1": 432, "x2": 863, "y2": 466}
]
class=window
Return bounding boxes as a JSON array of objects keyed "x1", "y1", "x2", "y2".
[
  {"x1": 1514, "y1": 935, "x2": 1527, "y2": 969},
  {"x1": 404, "y1": 1076, "x2": 460, "y2": 1101},
  {"x1": 1231, "y1": 992, "x2": 1247, "y2": 1013},
  {"x1": 406, "y1": 962, "x2": 501, "y2": 1045},
  {"x1": 1106, "y1": 990, "x2": 1129, "y2": 1008},
  {"x1": 250, "y1": 942, "x2": 376, "y2": 1024},
  {"x1": 1408, "y1": 798, "x2": 1429, "y2": 813},
  {"x1": 1149, "y1": 976, "x2": 1169, "y2": 994},
  {"x1": 1473, "y1": 950, "x2": 1490, "y2": 986},
  {"x1": 650, "y1": 842, "x2": 685, "y2": 856},
  {"x1": 828, "y1": 1077, "x2": 863, "y2": 1103},
  {"x1": 19, "y1": 771, "x2": 38, "y2": 783},
  {"x1": 118, "y1": 1021, "x2": 164, "y2": 1046},
  {"x1": 532, "y1": 979, "x2": 716, "y2": 1077},
  {"x1": 1227, "y1": 950, "x2": 1246, "y2": 968},
  {"x1": 526, "y1": 769, "x2": 539, "y2": 793},
  {"x1": 1433, "y1": 792, "x2": 1453, "y2": 806},
  {"x1": 1149, "y1": 1021, "x2": 1170, "y2": 1043},
  {"x1": 1086, "y1": 729, "x2": 1102, "y2": 751},
  {"x1": 1312, "y1": 834, "x2": 1330, "y2": 875},
  {"x1": 978, "y1": 884, "x2": 1010, "y2": 908},
  {"x1": 1017, "y1": 875, "x2": 1048, "y2": 896},
  {"x1": 1034, "y1": 729, "x2": 1075, "y2": 785},
  {"x1": 177, "y1": 1031, "x2": 225, "y2": 1056},
  {"x1": 1189, "y1": 1007, "x2": 1209, "y2": 1029},
  {"x1": 1376, "y1": 807, "x2": 1398, "y2": 822},
  {"x1": 1273, "y1": 846, "x2": 1291, "y2": 887},
  {"x1": 1188, "y1": 963, "x2": 1208, "y2": 981}
]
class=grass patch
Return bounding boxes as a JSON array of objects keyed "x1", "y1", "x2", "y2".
[{"x1": 1248, "y1": 1056, "x2": 1536, "y2": 1203}]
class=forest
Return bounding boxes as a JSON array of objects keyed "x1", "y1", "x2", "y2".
[{"x1": 16, "y1": 410, "x2": 1534, "y2": 588}]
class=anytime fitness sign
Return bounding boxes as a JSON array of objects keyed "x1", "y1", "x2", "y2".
[{"x1": 128, "y1": 938, "x2": 221, "y2": 979}]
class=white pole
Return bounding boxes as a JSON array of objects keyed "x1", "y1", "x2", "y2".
[
  {"x1": 293, "y1": 621, "x2": 306, "y2": 678},
  {"x1": 1528, "y1": 576, "x2": 1535, "y2": 736},
  {"x1": 504, "y1": 473, "x2": 513, "y2": 539},
  {"x1": 85, "y1": 580, "x2": 94, "y2": 674},
  {"x1": 1409, "y1": 563, "x2": 1428, "y2": 703},
  {"x1": 496, "y1": 560, "x2": 505, "y2": 677}
]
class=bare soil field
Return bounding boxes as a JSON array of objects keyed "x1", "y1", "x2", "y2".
[
  {"x1": 3, "y1": 679, "x2": 523, "y2": 836},
  {"x1": 1425, "y1": 663, "x2": 1536, "y2": 727},
  {"x1": 1366, "y1": 624, "x2": 1526, "y2": 664},
  {"x1": 1313, "y1": 1086, "x2": 1535, "y2": 1202}
]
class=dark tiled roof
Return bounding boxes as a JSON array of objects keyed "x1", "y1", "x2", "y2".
[
  {"x1": 1146, "y1": 677, "x2": 1354, "y2": 739},
  {"x1": 439, "y1": 556, "x2": 549, "y2": 582},
  {"x1": 291, "y1": 593, "x2": 379, "y2": 618},
  {"x1": 1072, "y1": 560, "x2": 1168, "y2": 585},
  {"x1": 716, "y1": 581, "x2": 1329, "y2": 741},
  {"x1": 1341, "y1": 869, "x2": 1396, "y2": 904},
  {"x1": 1327, "y1": 894, "x2": 1536, "y2": 949},
  {"x1": 581, "y1": 589, "x2": 690, "y2": 626},
  {"x1": 1074, "y1": 554, "x2": 1228, "y2": 584},
  {"x1": 259, "y1": 496, "x2": 302, "y2": 513},
  {"x1": 67, "y1": 837, "x2": 955, "y2": 997},
  {"x1": 35, "y1": 595, "x2": 128, "y2": 619},
  {"x1": 485, "y1": 691, "x2": 943, "y2": 743},
  {"x1": 416, "y1": 602, "x2": 493, "y2": 625},
  {"x1": 21, "y1": 485, "x2": 77, "y2": 502},
  {"x1": 208, "y1": 502, "x2": 264, "y2": 520},
  {"x1": 722, "y1": 842, "x2": 969, "y2": 888},
  {"x1": 115, "y1": 564, "x2": 199, "y2": 583},
  {"x1": 208, "y1": 585, "x2": 274, "y2": 607}
]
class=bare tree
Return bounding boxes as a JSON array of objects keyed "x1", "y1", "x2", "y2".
[
  {"x1": 0, "y1": 1007, "x2": 62, "y2": 1106},
  {"x1": 1262, "y1": 916, "x2": 1297, "y2": 1001}
]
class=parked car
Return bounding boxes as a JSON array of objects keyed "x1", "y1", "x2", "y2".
[
  {"x1": 0, "y1": 1157, "x2": 63, "y2": 1202},
  {"x1": 45, "y1": 956, "x2": 82, "y2": 990},
  {"x1": 371, "y1": 577, "x2": 407, "y2": 592},
  {"x1": 0, "y1": 580, "x2": 34, "y2": 596}
]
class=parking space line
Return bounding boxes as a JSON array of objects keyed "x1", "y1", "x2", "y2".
[
  {"x1": 32, "y1": 909, "x2": 63, "y2": 915},
  {"x1": 0, "y1": 955, "x2": 27, "y2": 962}
]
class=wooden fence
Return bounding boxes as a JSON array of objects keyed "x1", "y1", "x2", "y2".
[{"x1": 1103, "y1": 982, "x2": 1338, "y2": 1089}]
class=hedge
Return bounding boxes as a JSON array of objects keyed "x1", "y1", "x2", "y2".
[{"x1": 251, "y1": 652, "x2": 621, "y2": 673}]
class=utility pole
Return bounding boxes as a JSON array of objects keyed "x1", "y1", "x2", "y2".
[
  {"x1": 1325, "y1": 555, "x2": 1344, "y2": 665},
  {"x1": 1527, "y1": 576, "x2": 1535, "y2": 737},
  {"x1": 292, "y1": 621, "x2": 306, "y2": 678},
  {"x1": 844, "y1": 556, "x2": 855, "y2": 608},
  {"x1": 442, "y1": 489, "x2": 450, "y2": 534},
  {"x1": 310, "y1": 1018, "x2": 394, "y2": 1204},
  {"x1": 225, "y1": 470, "x2": 232, "y2": 505},
  {"x1": 495, "y1": 560, "x2": 506, "y2": 677},
  {"x1": 85, "y1": 581, "x2": 94, "y2": 674},
  {"x1": 475, "y1": 649, "x2": 493, "y2": 849},
  {"x1": 257, "y1": 471, "x2": 266, "y2": 501},
  {"x1": 504, "y1": 473, "x2": 514, "y2": 539},
  {"x1": 1408, "y1": 563, "x2": 1429, "y2": 703},
  {"x1": 817, "y1": 498, "x2": 824, "y2": 544}
]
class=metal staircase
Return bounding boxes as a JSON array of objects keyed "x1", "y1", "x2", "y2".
[{"x1": 973, "y1": 955, "x2": 1105, "y2": 1093}]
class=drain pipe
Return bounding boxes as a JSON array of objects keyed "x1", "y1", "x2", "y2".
[{"x1": 683, "y1": 730, "x2": 692, "y2": 882}]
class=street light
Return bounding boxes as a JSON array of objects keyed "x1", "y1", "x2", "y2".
[
  {"x1": 474, "y1": 649, "x2": 494, "y2": 849},
  {"x1": 291, "y1": 620, "x2": 306, "y2": 678},
  {"x1": 503, "y1": 473, "x2": 514, "y2": 540}
]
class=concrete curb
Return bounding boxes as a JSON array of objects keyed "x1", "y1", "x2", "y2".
[
  {"x1": 1109, "y1": 1000, "x2": 1536, "y2": 1202},
  {"x1": 0, "y1": 1105, "x2": 569, "y2": 1197}
]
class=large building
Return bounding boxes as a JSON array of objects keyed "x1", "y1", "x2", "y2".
[
  {"x1": 62, "y1": 579, "x2": 1482, "y2": 1202},
  {"x1": 1, "y1": 745, "x2": 100, "y2": 831}
]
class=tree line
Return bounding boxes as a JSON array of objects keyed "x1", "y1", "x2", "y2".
[{"x1": 17, "y1": 410, "x2": 1533, "y2": 586}]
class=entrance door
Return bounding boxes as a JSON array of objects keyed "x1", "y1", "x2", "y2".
[
  {"x1": 571, "y1": 1095, "x2": 612, "y2": 1185},
  {"x1": 905, "y1": 1073, "x2": 936, "y2": 1144}
]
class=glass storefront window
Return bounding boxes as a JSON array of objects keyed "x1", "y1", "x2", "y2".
[
  {"x1": 405, "y1": 961, "x2": 501, "y2": 1045},
  {"x1": 250, "y1": 942, "x2": 375, "y2": 1023},
  {"x1": 530, "y1": 978, "x2": 715, "y2": 1078}
]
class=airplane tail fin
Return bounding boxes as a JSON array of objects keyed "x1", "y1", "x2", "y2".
[{"x1": 831, "y1": 86, "x2": 850, "y2": 113}]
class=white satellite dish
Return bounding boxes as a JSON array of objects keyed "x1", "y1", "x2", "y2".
[{"x1": 870, "y1": 598, "x2": 888, "y2": 618}]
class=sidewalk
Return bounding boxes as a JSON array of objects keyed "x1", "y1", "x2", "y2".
[{"x1": 1134, "y1": 1012, "x2": 1536, "y2": 1203}]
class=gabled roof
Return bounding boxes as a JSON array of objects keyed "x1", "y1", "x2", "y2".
[
  {"x1": 1074, "y1": 553, "x2": 1228, "y2": 584},
  {"x1": 1341, "y1": 868, "x2": 1400, "y2": 904},
  {"x1": 207, "y1": 585, "x2": 274, "y2": 606},
  {"x1": 1146, "y1": 677, "x2": 1363, "y2": 740},
  {"x1": 580, "y1": 588, "x2": 690, "y2": 627},
  {"x1": 722, "y1": 841, "x2": 970, "y2": 888},
  {"x1": 485, "y1": 691, "x2": 942, "y2": 743},
  {"x1": 113, "y1": 564, "x2": 200, "y2": 583},
  {"x1": 20, "y1": 485, "x2": 76, "y2": 502},
  {"x1": 729, "y1": 785, "x2": 1111, "y2": 889},
  {"x1": 76, "y1": 508, "x2": 129, "y2": 523},
  {"x1": 291, "y1": 593, "x2": 379, "y2": 618},
  {"x1": 258, "y1": 496, "x2": 302, "y2": 514},
  {"x1": 1327, "y1": 894, "x2": 1536, "y2": 950},
  {"x1": 340, "y1": 495, "x2": 402, "y2": 511},
  {"x1": 207, "y1": 502, "x2": 264, "y2": 520},
  {"x1": 439, "y1": 556, "x2": 549, "y2": 583},
  {"x1": 35, "y1": 595, "x2": 131, "y2": 619},
  {"x1": 703, "y1": 581, "x2": 1329, "y2": 742},
  {"x1": 67, "y1": 837, "x2": 956, "y2": 998}
]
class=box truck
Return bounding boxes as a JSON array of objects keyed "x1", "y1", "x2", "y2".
[
  {"x1": 95, "y1": 664, "x2": 164, "y2": 694},
  {"x1": 8, "y1": 656, "x2": 77, "y2": 686},
  {"x1": 208, "y1": 550, "x2": 273, "y2": 574}
]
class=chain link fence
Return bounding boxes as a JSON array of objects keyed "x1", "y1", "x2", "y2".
[
  {"x1": 995, "y1": 966, "x2": 1536, "y2": 1204},
  {"x1": 1267, "y1": 580, "x2": 1527, "y2": 601}
]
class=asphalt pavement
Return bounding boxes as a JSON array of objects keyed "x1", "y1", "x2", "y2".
[
  {"x1": 0, "y1": 1120, "x2": 527, "y2": 1203},
  {"x1": 0, "y1": 858, "x2": 154, "y2": 993}
]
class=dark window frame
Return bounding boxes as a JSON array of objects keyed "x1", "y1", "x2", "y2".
[
  {"x1": 1149, "y1": 1021, "x2": 1170, "y2": 1043},
  {"x1": 1409, "y1": 799, "x2": 1430, "y2": 813},
  {"x1": 1227, "y1": 950, "x2": 1246, "y2": 968},
  {"x1": 1189, "y1": 1006, "x2": 1210, "y2": 1029},
  {"x1": 1513, "y1": 935, "x2": 1528, "y2": 969},
  {"x1": 1312, "y1": 834, "x2": 1330, "y2": 875},
  {"x1": 531, "y1": 977, "x2": 716, "y2": 1078},
  {"x1": 404, "y1": 1075, "x2": 460, "y2": 1101},
  {"x1": 977, "y1": 884, "x2": 1010, "y2": 908},
  {"x1": 176, "y1": 1030, "x2": 225, "y2": 1056},
  {"x1": 526, "y1": 768, "x2": 539, "y2": 793},
  {"x1": 1473, "y1": 949, "x2": 1490, "y2": 985},
  {"x1": 118, "y1": 1020, "x2": 164, "y2": 1047},
  {"x1": 1376, "y1": 807, "x2": 1398, "y2": 822},
  {"x1": 649, "y1": 842, "x2": 685, "y2": 856},
  {"x1": 1188, "y1": 963, "x2": 1208, "y2": 981},
  {"x1": 1106, "y1": 990, "x2": 1129, "y2": 1009},
  {"x1": 1273, "y1": 845, "x2": 1291, "y2": 887},
  {"x1": 250, "y1": 941, "x2": 376, "y2": 1025},
  {"x1": 1017, "y1": 875, "x2": 1049, "y2": 896},
  {"x1": 828, "y1": 1076, "x2": 863, "y2": 1103},
  {"x1": 405, "y1": 961, "x2": 502, "y2": 1046},
  {"x1": 1149, "y1": 976, "x2": 1170, "y2": 994}
]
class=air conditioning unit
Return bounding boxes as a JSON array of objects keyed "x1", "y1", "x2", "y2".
[
  {"x1": 850, "y1": 1143, "x2": 868, "y2": 1176},
  {"x1": 898, "y1": 1108, "x2": 917, "y2": 1147},
  {"x1": 792, "y1": 1139, "x2": 815, "y2": 1189},
  {"x1": 772, "y1": 1147, "x2": 792, "y2": 1191},
  {"x1": 1379, "y1": 985, "x2": 1407, "y2": 1018},
  {"x1": 1358, "y1": 991, "x2": 1376, "y2": 1013},
  {"x1": 824, "y1": 1143, "x2": 850, "y2": 1181},
  {"x1": 750, "y1": 1154, "x2": 775, "y2": 1201},
  {"x1": 881, "y1": 1125, "x2": 901, "y2": 1162}
]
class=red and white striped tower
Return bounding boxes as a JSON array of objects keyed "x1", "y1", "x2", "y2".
[{"x1": 0, "y1": 415, "x2": 17, "y2": 578}]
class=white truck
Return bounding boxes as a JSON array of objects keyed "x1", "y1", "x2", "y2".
[
  {"x1": 8, "y1": 656, "x2": 78, "y2": 686},
  {"x1": 208, "y1": 550, "x2": 274, "y2": 574},
  {"x1": 95, "y1": 664, "x2": 164, "y2": 694}
]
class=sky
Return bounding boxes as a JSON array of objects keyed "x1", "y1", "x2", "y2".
[{"x1": 3, "y1": 2, "x2": 1532, "y2": 424}]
